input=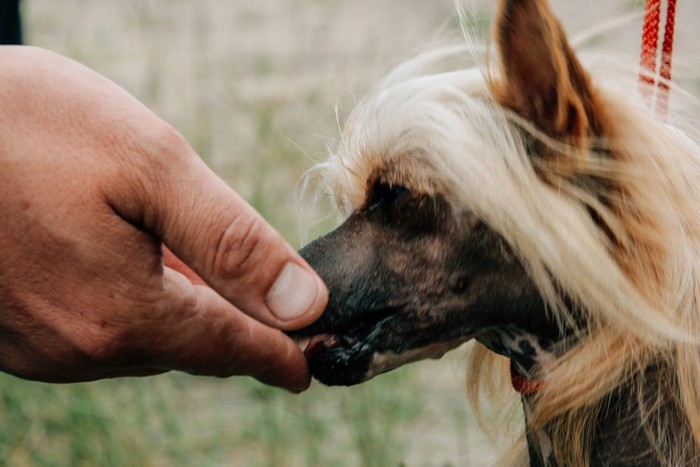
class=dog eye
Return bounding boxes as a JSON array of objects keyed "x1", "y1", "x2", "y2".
[{"x1": 369, "y1": 183, "x2": 409, "y2": 211}]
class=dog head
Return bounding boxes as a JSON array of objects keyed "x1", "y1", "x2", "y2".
[
  {"x1": 297, "y1": 168, "x2": 558, "y2": 385},
  {"x1": 293, "y1": 0, "x2": 619, "y2": 386}
]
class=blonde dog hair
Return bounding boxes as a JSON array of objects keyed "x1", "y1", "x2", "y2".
[{"x1": 306, "y1": 2, "x2": 700, "y2": 464}]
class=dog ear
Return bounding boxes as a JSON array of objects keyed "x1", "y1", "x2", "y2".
[{"x1": 492, "y1": 0, "x2": 603, "y2": 144}]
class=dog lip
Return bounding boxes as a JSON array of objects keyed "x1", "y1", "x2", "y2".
[
  {"x1": 290, "y1": 306, "x2": 400, "y2": 339},
  {"x1": 303, "y1": 334, "x2": 341, "y2": 360},
  {"x1": 292, "y1": 307, "x2": 403, "y2": 386},
  {"x1": 303, "y1": 332, "x2": 374, "y2": 386}
]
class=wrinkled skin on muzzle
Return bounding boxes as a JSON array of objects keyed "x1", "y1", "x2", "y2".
[{"x1": 291, "y1": 182, "x2": 552, "y2": 386}]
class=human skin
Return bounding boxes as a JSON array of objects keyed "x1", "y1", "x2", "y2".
[{"x1": 0, "y1": 46, "x2": 328, "y2": 391}]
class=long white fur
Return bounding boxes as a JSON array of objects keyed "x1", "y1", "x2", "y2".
[
  {"x1": 311, "y1": 45, "x2": 700, "y2": 345},
  {"x1": 304, "y1": 30, "x2": 700, "y2": 464}
]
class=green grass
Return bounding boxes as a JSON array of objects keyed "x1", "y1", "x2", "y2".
[
  {"x1": 0, "y1": 374, "x2": 177, "y2": 466},
  {"x1": 0, "y1": 366, "x2": 447, "y2": 466}
]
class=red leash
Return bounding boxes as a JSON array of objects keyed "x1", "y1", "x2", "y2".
[{"x1": 639, "y1": 0, "x2": 678, "y2": 115}]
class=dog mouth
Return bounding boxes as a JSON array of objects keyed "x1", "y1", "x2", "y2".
[
  {"x1": 291, "y1": 308, "x2": 471, "y2": 386},
  {"x1": 291, "y1": 308, "x2": 395, "y2": 386}
]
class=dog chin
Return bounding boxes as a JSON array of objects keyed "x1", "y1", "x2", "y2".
[
  {"x1": 364, "y1": 339, "x2": 468, "y2": 379},
  {"x1": 299, "y1": 333, "x2": 469, "y2": 386},
  {"x1": 298, "y1": 333, "x2": 373, "y2": 386}
]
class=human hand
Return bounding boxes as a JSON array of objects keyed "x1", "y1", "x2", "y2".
[{"x1": 0, "y1": 46, "x2": 327, "y2": 391}]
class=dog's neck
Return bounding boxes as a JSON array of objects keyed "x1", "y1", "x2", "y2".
[
  {"x1": 476, "y1": 325, "x2": 557, "y2": 384},
  {"x1": 476, "y1": 327, "x2": 556, "y2": 465},
  {"x1": 477, "y1": 327, "x2": 698, "y2": 465}
]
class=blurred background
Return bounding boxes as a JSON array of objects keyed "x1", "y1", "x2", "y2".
[{"x1": 2, "y1": 0, "x2": 699, "y2": 465}]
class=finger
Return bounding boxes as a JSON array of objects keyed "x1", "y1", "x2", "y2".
[
  {"x1": 108, "y1": 128, "x2": 327, "y2": 331},
  {"x1": 162, "y1": 245, "x2": 206, "y2": 286},
  {"x1": 102, "y1": 368, "x2": 167, "y2": 378},
  {"x1": 146, "y1": 267, "x2": 311, "y2": 390}
]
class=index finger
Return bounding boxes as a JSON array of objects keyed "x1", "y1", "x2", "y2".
[{"x1": 152, "y1": 267, "x2": 312, "y2": 390}]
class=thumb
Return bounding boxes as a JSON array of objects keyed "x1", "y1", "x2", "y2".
[{"x1": 114, "y1": 127, "x2": 327, "y2": 330}]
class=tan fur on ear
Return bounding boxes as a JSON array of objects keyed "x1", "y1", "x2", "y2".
[{"x1": 493, "y1": 0, "x2": 604, "y2": 146}]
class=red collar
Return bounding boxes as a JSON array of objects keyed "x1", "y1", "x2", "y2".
[{"x1": 510, "y1": 360, "x2": 544, "y2": 395}]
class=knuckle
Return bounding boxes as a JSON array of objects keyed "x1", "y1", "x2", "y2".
[
  {"x1": 70, "y1": 298, "x2": 159, "y2": 365},
  {"x1": 137, "y1": 118, "x2": 192, "y2": 161},
  {"x1": 211, "y1": 213, "x2": 267, "y2": 282},
  {"x1": 215, "y1": 321, "x2": 254, "y2": 378},
  {"x1": 74, "y1": 321, "x2": 131, "y2": 364},
  {"x1": 135, "y1": 122, "x2": 194, "y2": 189}
]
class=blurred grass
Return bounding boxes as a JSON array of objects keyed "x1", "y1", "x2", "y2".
[
  {"x1": 0, "y1": 365, "x2": 468, "y2": 466},
  {"x1": 8, "y1": 0, "x2": 699, "y2": 466}
]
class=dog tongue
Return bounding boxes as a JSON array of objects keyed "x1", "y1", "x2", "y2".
[{"x1": 304, "y1": 334, "x2": 340, "y2": 360}]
